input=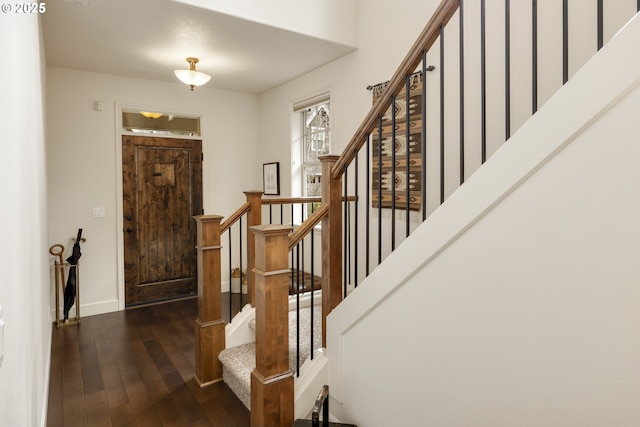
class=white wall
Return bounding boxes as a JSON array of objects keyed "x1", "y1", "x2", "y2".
[
  {"x1": 327, "y1": 13, "x2": 640, "y2": 426},
  {"x1": 258, "y1": 0, "x2": 442, "y2": 198},
  {"x1": 174, "y1": 0, "x2": 358, "y2": 48},
  {"x1": 0, "y1": 14, "x2": 50, "y2": 427},
  {"x1": 46, "y1": 68, "x2": 260, "y2": 314},
  {"x1": 258, "y1": 1, "x2": 638, "y2": 284}
]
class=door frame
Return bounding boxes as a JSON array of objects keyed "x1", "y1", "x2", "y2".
[{"x1": 115, "y1": 103, "x2": 209, "y2": 310}]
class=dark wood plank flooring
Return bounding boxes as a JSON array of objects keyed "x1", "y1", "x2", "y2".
[{"x1": 47, "y1": 294, "x2": 249, "y2": 427}]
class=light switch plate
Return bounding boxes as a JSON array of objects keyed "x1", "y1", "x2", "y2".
[{"x1": 92, "y1": 207, "x2": 105, "y2": 218}]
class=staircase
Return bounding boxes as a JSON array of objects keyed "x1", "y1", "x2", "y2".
[
  {"x1": 195, "y1": 1, "x2": 640, "y2": 426},
  {"x1": 219, "y1": 302, "x2": 322, "y2": 409}
]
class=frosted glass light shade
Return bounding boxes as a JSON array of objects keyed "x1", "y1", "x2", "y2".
[
  {"x1": 174, "y1": 57, "x2": 211, "y2": 91},
  {"x1": 174, "y1": 69, "x2": 211, "y2": 87}
]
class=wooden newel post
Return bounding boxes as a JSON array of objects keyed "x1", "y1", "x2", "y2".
[
  {"x1": 245, "y1": 190, "x2": 263, "y2": 307},
  {"x1": 320, "y1": 155, "x2": 342, "y2": 346},
  {"x1": 250, "y1": 224, "x2": 294, "y2": 427},
  {"x1": 194, "y1": 214, "x2": 226, "y2": 387}
]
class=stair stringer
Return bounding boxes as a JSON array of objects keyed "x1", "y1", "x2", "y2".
[
  {"x1": 225, "y1": 303, "x2": 255, "y2": 348},
  {"x1": 326, "y1": 13, "x2": 640, "y2": 427},
  {"x1": 221, "y1": 293, "x2": 326, "y2": 413},
  {"x1": 293, "y1": 350, "x2": 329, "y2": 420}
]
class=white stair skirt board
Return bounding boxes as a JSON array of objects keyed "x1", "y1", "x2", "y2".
[
  {"x1": 219, "y1": 303, "x2": 323, "y2": 409},
  {"x1": 294, "y1": 350, "x2": 329, "y2": 421},
  {"x1": 225, "y1": 304, "x2": 255, "y2": 348}
]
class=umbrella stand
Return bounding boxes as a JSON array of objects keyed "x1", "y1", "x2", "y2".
[
  {"x1": 49, "y1": 244, "x2": 65, "y2": 325},
  {"x1": 59, "y1": 263, "x2": 80, "y2": 327},
  {"x1": 49, "y1": 234, "x2": 84, "y2": 328}
]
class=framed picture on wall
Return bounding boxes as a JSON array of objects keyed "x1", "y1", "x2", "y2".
[{"x1": 263, "y1": 162, "x2": 280, "y2": 195}]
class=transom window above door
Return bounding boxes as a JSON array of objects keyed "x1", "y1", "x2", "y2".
[{"x1": 122, "y1": 111, "x2": 201, "y2": 136}]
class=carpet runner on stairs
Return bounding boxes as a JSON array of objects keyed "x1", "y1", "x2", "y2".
[{"x1": 218, "y1": 305, "x2": 322, "y2": 409}]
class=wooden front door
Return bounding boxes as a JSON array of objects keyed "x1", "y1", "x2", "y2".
[{"x1": 123, "y1": 136, "x2": 203, "y2": 306}]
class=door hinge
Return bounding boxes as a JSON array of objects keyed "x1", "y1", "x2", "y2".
[{"x1": 201, "y1": 153, "x2": 204, "y2": 161}]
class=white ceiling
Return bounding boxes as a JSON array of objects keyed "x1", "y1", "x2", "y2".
[{"x1": 42, "y1": 0, "x2": 358, "y2": 94}]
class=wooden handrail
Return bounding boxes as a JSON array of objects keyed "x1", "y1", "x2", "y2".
[
  {"x1": 220, "y1": 201, "x2": 250, "y2": 233},
  {"x1": 220, "y1": 195, "x2": 354, "y2": 244},
  {"x1": 288, "y1": 203, "x2": 329, "y2": 251},
  {"x1": 331, "y1": 0, "x2": 460, "y2": 179},
  {"x1": 262, "y1": 196, "x2": 322, "y2": 205},
  {"x1": 261, "y1": 196, "x2": 357, "y2": 205}
]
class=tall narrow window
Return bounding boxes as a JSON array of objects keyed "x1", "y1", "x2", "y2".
[
  {"x1": 302, "y1": 102, "x2": 330, "y2": 198},
  {"x1": 293, "y1": 93, "x2": 331, "y2": 220}
]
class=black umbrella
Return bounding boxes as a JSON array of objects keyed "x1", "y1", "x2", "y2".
[{"x1": 63, "y1": 228, "x2": 83, "y2": 321}]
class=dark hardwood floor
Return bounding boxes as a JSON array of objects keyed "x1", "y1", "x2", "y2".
[{"x1": 47, "y1": 294, "x2": 249, "y2": 427}]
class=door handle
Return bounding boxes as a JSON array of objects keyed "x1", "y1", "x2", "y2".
[{"x1": 126, "y1": 227, "x2": 134, "y2": 233}]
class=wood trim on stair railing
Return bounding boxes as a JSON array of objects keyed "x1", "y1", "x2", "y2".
[
  {"x1": 245, "y1": 191, "x2": 264, "y2": 306},
  {"x1": 261, "y1": 196, "x2": 356, "y2": 206},
  {"x1": 320, "y1": 155, "x2": 342, "y2": 347},
  {"x1": 331, "y1": 0, "x2": 460, "y2": 179},
  {"x1": 250, "y1": 224, "x2": 295, "y2": 427},
  {"x1": 220, "y1": 201, "x2": 251, "y2": 234},
  {"x1": 262, "y1": 196, "x2": 322, "y2": 205},
  {"x1": 288, "y1": 203, "x2": 329, "y2": 251},
  {"x1": 193, "y1": 214, "x2": 225, "y2": 387}
]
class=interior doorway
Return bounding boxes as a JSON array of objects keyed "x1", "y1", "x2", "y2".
[{"x1": 122, "y1": 135, "x2": 203, "y2": 306}]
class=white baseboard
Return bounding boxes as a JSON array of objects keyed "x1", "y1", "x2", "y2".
[
  {"x1": 50, "y1": 298, "x2": 119, "y2": 319},
  {"x1": 41, "y1": 319, "x2": 52, "y2": 427}
]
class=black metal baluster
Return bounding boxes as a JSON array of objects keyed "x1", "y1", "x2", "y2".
[
  {"x1": 290, "y1": 204, "x2": 294, "y2": 295},
  {"x1": 563, "y1": 0, "x2": 568, "y2": 84},
  {"x1": 354, "y1": 149, "x2": 359, "y2": 287},
  {"x1": 239, "y1": 217, "x2": 243, "y2": 308},
  {"x1": 228, "y1": 229, "x2": 232, "y2": 323},
  {"x1": 343, "y1": 170, "x2": 347, "y2": 294},
  {"x1": 597, "y1": 0, "x2": 603, "y2": 50},
  {"x1": 310, "y1": 203, "x2": 315, "y2": 358},
  {"x1": 295, "y1": 243, "x2": 300, "y2": 376},
  {"x1": 532, "y1": 0, "x2": 538, "y2": 114},
  {"x1": 347, "y1": 197, "x2": 351, "y2": 289},
  {"x1": 296, "y1": 243, "x2": 300, "y2": 296},
  {"x1": 301, "y1": 204, "x2": 305, "y2": 295},
  {"x1": 505, "y1": 0, "x2": 511, "y2": 140},
  {"x1": 405, "y1": 75, "x2": 411, "y2": 238},
  {"x1": 280, "y1": 204, "x2": 284, "y2": 225},
  {"x1": 481, "y1": 0, "x2": 487, "y2": 163},
  {"x1": 440, "y1": 24, "x2": 445, "y2": 204},
  {"x1": 391, "y1": 94, "x2": 397, "y2": 251},
  {"x1": 366, "y1": 135, "x2": 371, "y2": 277},
  {"x1": 290, "y1": 247, "x2": 294, "y2": 296},
  {"x1": 377, "y1": 117, "x2": 383, "y2": 265},
  {"x1": 269, "y1": 204, "x2": 273, "y2": 224},
  {"x1": 421, "y1": 52, "x2": 428, "y2": 220},
  {"x1": 460, "y1": 0, "x2": 465, "y2": 184}
]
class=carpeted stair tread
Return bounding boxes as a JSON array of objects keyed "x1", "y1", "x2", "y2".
[
  {"x1": 218, "y1": 342, "x2": 255, "y2": 409},
  {"x1": 219, "y1": 305, "x2": 322, "y2": 409}
]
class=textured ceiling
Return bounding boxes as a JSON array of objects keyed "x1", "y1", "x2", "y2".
[{"x1": 42, "y1": 0, "x2": 357, "y2": 94}]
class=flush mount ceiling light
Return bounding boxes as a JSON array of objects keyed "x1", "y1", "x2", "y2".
[
  {"x1": 174, "y1": 57, "x2": 211, "y2": 91},
  {"x1": 140, "y1": 111, "x2": 163, "y2": 119}
]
